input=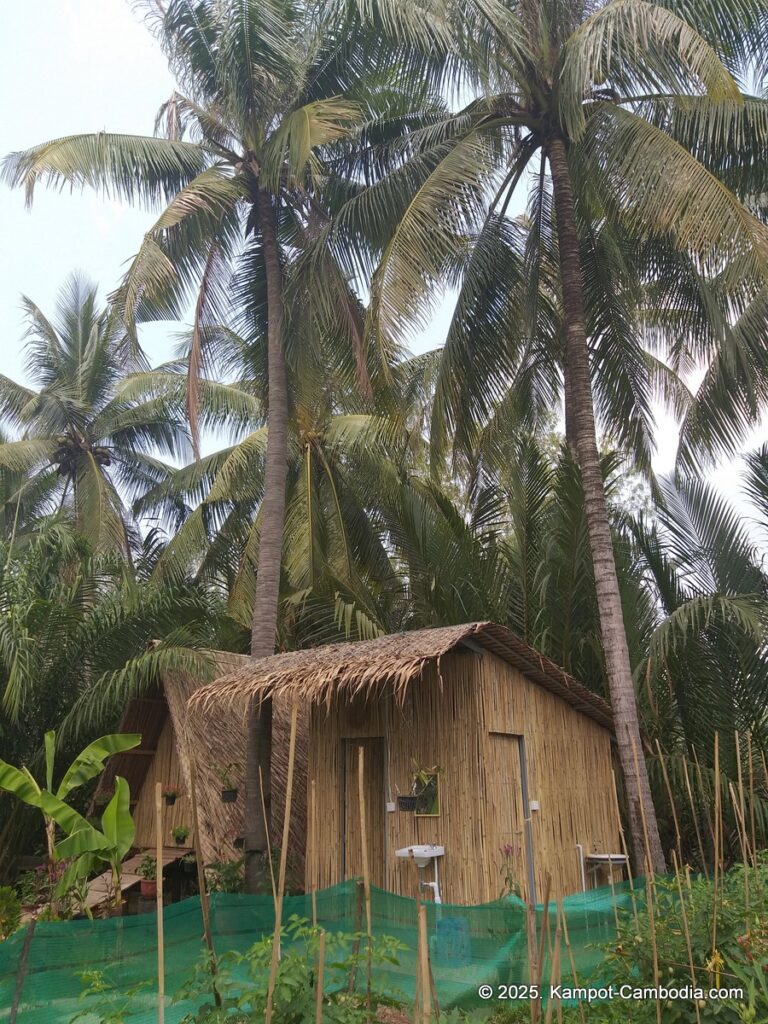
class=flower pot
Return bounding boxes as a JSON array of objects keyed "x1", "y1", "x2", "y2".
[
  {"x1": 397, "y1": 795, "x2": 417, "y2": 812},
  {"x1": 221, "y1": 788, "x2": 238, "y2": 803},
  {"x1": 140, "y1": 879, "x2": 157, "y2": 898},
  {"x1": 164, "y1": 794, "x2": 177, "y2": 806}
]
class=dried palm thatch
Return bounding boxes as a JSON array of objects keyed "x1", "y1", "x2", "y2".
[{"x1": 187, "y1": 622, "x2": 613, "y2": 730}]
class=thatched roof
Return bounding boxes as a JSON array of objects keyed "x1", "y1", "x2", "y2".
[{"x1": 188, "y1": 622, "x2": 613, "y2": 731}]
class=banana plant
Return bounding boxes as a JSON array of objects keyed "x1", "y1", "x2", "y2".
[
  {"x1": 52, "y1": 776, "x2": 136, "y2": 911},
  {"x1": 0, "y1": 730, "x2": 141, "y2": 863}
]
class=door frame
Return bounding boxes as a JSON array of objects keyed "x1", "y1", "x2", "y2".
[{"x1": 490, "y1": 731, "x2": 537, "y2": 902}]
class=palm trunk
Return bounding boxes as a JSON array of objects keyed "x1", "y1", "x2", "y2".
[
  {"x1": 244, "y1": 189, "x2": 290, "y2": 893},
  {"x1": 547, "y1": 135, "x2": 665, "y2": 875}
]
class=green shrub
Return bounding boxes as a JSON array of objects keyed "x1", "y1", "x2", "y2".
[
  {"x1": 0, "y1": 886, "x2": 21, "y2": 940},
  {"x1": 175, "y1": 915, "x2": 406, "y2": 1023}
]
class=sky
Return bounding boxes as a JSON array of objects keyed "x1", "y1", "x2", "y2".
[{"x1": 0, "y1": 0, "x2": 765, "y2": 521}]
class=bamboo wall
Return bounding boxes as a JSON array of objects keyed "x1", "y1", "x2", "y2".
[
  {"x1": 305, "y1": 649, "x2": 622, "y2": 903},
  {"x1": 133, "y1": 716, "x2": 194, "y2": 850}
]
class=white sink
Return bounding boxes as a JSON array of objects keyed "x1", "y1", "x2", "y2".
[{"x1": 395, "y1": 844, "x2": 445, "y2": 868}]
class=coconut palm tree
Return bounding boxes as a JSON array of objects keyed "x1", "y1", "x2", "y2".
[
  {"x1": 331, "y1": 0, "x2": 768, "y2": 871},
  {"x1": 0, "y1": 275, "x2": 187, "y2": 554}
]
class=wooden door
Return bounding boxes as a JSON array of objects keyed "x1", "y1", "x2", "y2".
[
  {"x1": 343, "y1": 738, "x2": 386, "y2": 888},
  {"x1": 487, "y1": 733, "x2": 536, "y2": 902}
]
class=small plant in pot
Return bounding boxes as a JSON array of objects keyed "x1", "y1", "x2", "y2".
[
  {"x1": 162, "y1": 787, "x2": 180, "y2": 806},
  {"x1": 138, "y1": 855, "x2": 157, "y2": 899},
  {"x1": 180, "y1": 853, "x2": 196, "y2": 874},
  {"x1": 170, "y1": 825, "x2": 190, "y2": 847},
  {"x1": 213, "y1": 763, "x2": 240, "y2": 803}
]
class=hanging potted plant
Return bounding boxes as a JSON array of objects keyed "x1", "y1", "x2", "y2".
[
  {"x1": 138, "y1": 855, "x2": 157, "y2": 899},
  {"x1": 213, "y1": 763, "x2": 240, "y2": 803},
  {"x1": 396, "y1": 784, "x2": 417, "y2": 812},
  {"x1": 170, "y1": 825, "x2": 190, "y2": 847},
  {"x1": 162, "y1": 788, "x2": 180, "y2": 807}
]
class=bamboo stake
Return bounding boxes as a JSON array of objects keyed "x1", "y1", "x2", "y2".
[
  {"x1": 189, "y1": 765, "x2": 220, "y2": 1008},
  {"x1": 417, "y1": 902, "x2": 432, "y2": 1024},
  {"x1": 310, "y1": 778, "x2": 318, "y2": 928},
  {"x1": 315, "y1": 929, "x2": 326, "y2": 1024},
  {"x1": 645, "y1": 870, "x2": 661, "y2": 1024},
  {"x1": 691, "y1": 747, "x2": 715, "y2": 850},
  {"x1": 155, "y1": 783, "x2": 165, "y2": 1024},
  {"x1": 655, "y1": 742, "x2": 682, "y2": 868},
  {"x1": 559, "y1": 907, "x2": 586, "y2": 1024},
  {"x1": 671, "y1": 851, "x2": 701, "y2": 1024},
  {"x1": 629, "y1": 736, "x2": 653, "y2": 885},
  {"x1": 736, "y1": 731, "x2": 748, "y2": 862},
  {"x1": 747, "y1": 733, "x2": 757, "y2": 871},
  {"x1": 729, "y1": 781, "x2": 750, "y2": 934},
  {"x1": 610, "y1": 769, "x2": 639, "y2": 932},
  {"x1": 532, "y1": 874, "x2": 551, "y2": 1024},
  {"x1": 265, "y1": 702, "x2": 299, "y2": 1024},
  {"x1": 544, "y1": 915, "x2": 562, "y2": 1024},
  {"x1": 347, "y1": 881, "x2": 364, "y2": 995},
  {"x1": 259, "y1": 765, "x2": 277, "y2": 906},
  {"x1": 358, "y1": 745, "x2": 373, "y2": 1017},
  {"x1": 712, "y1": 733, "x2": 721, "y2": 964},
  {"x1": 682, "y1": 757, "x2": 708, "y2": 878}
]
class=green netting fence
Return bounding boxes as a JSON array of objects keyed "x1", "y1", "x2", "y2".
[{"x1": 0, "y1": 879, "x2": 641, "y2": 1022}]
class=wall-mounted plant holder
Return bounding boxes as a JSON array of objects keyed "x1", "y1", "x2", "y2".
[{"x1": 413, "y1": 767, "x2": 441, "y2": 817}]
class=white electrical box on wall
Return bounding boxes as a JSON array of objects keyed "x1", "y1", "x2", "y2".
[
  {"x1": 530, "y1": 799, "x2": 540, "y2": 812},
  {"x1": 386, "y1": 801, "x2": 396, "y2": 813}
]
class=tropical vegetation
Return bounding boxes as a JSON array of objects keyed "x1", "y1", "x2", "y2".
[{"x1": 0, "y1": 0, "x2": 767, "y2": 938}]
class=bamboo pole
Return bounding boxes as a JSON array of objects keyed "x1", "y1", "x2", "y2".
[
  {"x1": 155, "y1": 782, "x2": 165, "y2": 1024},
  {"x1": 189, "y1": 765, "x2": 220, "y2": 1008},
  {"x1": 655, "y1": 742, "x2": 682, "y2": 868},
  {"x1": 310, "y1": 778, "x2": 318, "y2": 928},
  {"x1": 736, "y1": 731, "x2": 748, "y2": 862},
  {"x1": 315, "y1": 929, "x2": 326, "y2": 1024},
  {"x1": 712, "y1": 732, "x2": 721, "y2": 965},
  {"x1": 259, "y1": 765, "x2": 277, "y2": 906},
  {"x1": 747, "y1": 733, "x2": 757, "y2": 871},
  {"x1": 418, "y1": 902, "x2": 431, "y2": 1024},
  {"x1": 610, "y1": 769, "x2": 639, "y2": 932},
  {"x1": 544, "y1": 915, "x2": 562, "y2": 1024},
  {"x1": 671, "y1": 851, "x2": 701, "y2": 1024},
  {"x1": 629, "y1": 736, "x2": 653, "y2": 883},
  {"x1": 682, "y1": 757, "x2": 708, "y2": 878},
  {"x1": 645, "y1": 870, "x2": 661, "y2": 1024},
  {"x1": 523, "y1": 809, "x2": 538, "y2": 1024},
  {"x1": 691, "y1": 747, "x2": 715, "y2": 851},
  {"x1": 347, "y1": 881, "x2": 365, "y2": 995},
  {"x1": 559, "y1": 907, "x2": 586, "y2": 1024},
  {"x1": 531, "y1": 874, "x2": 551, "y2": 1024},
  {"x1": 265, "y1": 702, "x2": 299, "y2": 1024},
  {"x1": 358, "y1": 745, "x2": 373, "y2": 1017}
]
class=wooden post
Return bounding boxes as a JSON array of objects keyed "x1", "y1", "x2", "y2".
[
  {"x1": 747, "y1": 733, "x2": 757, "y2": 870},
  {"x1": 544, "y1": 914, "x2": 562, "y2": 1024},
  {"x1": 155, "y1": 782, "x2": 165, "y2": 1024},
  {"x1": 358, "y1": 745, "x2": 373, "y2": 1016},
  {"x1": 189, "y1": 765, "x2": 221, "y2": 1007},
  {"x1": 315, "y1": 929, "x2": 326, "y2": 1024},
  {"x1": 265, "y1": 702, "x2": 299, "y2": 1024},
  {"x1": 531, "y1": 874, "x2": 551, "y2": 1024},
  {"x1": 347, "y1": 881, "x2": 365, "y2": 994}
]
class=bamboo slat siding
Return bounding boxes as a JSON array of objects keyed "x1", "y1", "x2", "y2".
[
  {"x1": 475, "y1": 653, "x2": 621, "y2": 899},
  {"x1": 133, "y1": 717, "x2": 192, "y2": 849},
  {"x1": 305, "y1": 650, "x2": 621, "y2": 904}
]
